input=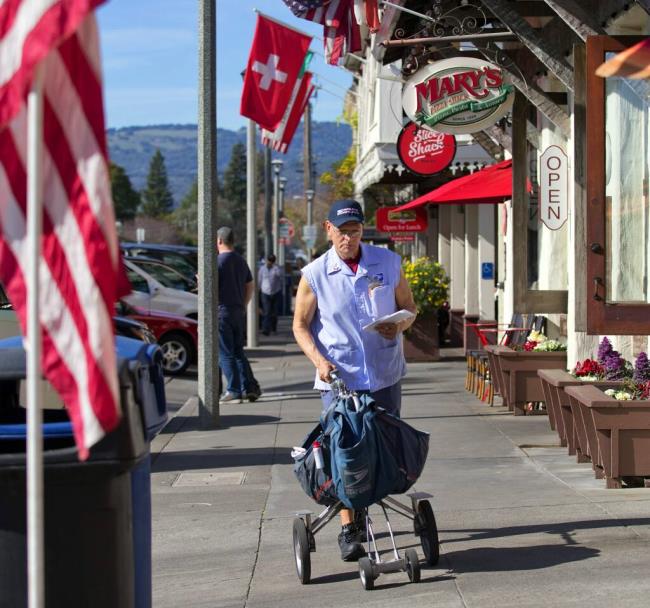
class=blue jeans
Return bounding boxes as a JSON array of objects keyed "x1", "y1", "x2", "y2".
[
  {"x1": 261, "y1": 291, "x2": 280, "y2": 333},
  {"x1": 219, "y1": 306, "x2": 252, "y2": 396},
  {"x1": 319, "y1": 381, "x2": 402, "y2": 417}
]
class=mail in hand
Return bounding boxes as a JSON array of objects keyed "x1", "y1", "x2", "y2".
[{"x1": 369, "y1": 284, "x2": 396, "y2": 320}]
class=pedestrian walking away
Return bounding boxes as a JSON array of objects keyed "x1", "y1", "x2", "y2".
[
  {"x1": 217, "y1": 226, "x2": 261, "y2": 403},
  {"x1": 292, "y1": 199, "x2": 418, "y2": 561},
  {"x1": 258, "y1": 253, "x2": 282, "y2": 335}
]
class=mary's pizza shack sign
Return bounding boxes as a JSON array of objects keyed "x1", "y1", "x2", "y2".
[{"x1": 402, "y1": 58, "x2": 515, "y2": 134}]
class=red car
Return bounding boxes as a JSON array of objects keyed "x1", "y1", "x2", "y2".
[{"x1": 117, "y1": 301, "x2": 198, "y2": 375}]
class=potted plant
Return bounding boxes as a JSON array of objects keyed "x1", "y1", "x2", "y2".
[
  {"x1": 401, "y1": 257, "x2": 449, "y2": 362},
  {"x1": 489, "y1": 330, "x2": 567, "y2": 416},
  {"x1": 565, "y1": 375, "x2": 650, "y2": 488},
  {"x1": 539, "y1": 338, "x2": 632, "y2": 464}
]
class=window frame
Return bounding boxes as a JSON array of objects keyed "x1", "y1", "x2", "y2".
[{"x1": 586, "y1": 35, "x2": 649, "y2": 334}]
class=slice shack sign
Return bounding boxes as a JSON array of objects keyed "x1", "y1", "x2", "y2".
[{"x1": 402, "y1": 58, "x2": 515, "y2": 134}]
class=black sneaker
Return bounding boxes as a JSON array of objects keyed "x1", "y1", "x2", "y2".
[
  {"x1": 353, "y1": 509, "x2": 368, "y2": 543},
  {"x1": 246, "y1": 391, "x2": 261, "y2": 402},
  {"x1": 338, "y1": 524, "x2": 366, "y2": 562}
]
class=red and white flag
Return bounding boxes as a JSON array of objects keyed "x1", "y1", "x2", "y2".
[
  {"x1": 0, "y1": 0, "x2": 126, "y2": 459},
  {"x1": 240, "y1": 14, "x2": 312, "y2": 131},
  {"x1": 282, "y1": 0, "x2": 365, "y2": 64},
  {"x1": 353, "y1": 0, "x2": 380, "y2": 33},
  {"x1": 261, "y1": 72, "x2": 315, "y2": 154}
]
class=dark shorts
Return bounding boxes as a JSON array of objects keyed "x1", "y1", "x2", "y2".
[{"x1": 319, "y1": 381, "x2": 402, "y2": 417}]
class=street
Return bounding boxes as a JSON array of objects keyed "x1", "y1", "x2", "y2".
[{"x1": 150, "y1": 321, "x2": 650, "y2": 608}]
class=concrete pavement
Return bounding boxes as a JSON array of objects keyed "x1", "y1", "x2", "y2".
[{"x1": 150, "y1": 321, "x2": 650, "y2": 607}]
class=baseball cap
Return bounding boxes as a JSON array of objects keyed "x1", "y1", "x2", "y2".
[{"x1": 327, "y1": 200, "x2": 365, "y2": 227}]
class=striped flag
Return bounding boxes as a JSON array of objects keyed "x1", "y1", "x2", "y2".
[
  {"x1": 261, "y1": 72, "x2": 315, "y2": 153},
  {"x1": 0, "y1": 0, "x2": 124, "y2": 459},
  {"x1": 282, "y1": 0, "x2": 363, "y2": 65}
]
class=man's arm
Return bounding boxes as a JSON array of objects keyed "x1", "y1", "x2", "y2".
[
  {"x1": 244, "y1": 280, "x2": 254, "y2": 306},
  {"x1": 375, "y1": 269, "x2": 417, "y2": 341},
  {"x1": 293, "y1": 276, "x2": 335, "y2": 382}
]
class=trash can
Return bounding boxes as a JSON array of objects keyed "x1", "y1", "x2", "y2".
[
  {"x1": 0, "y1": 345, "x2": 152, "y2": 608},
  {"x1": 115, "y1": 336, "x2": 168, "y2": 608}
]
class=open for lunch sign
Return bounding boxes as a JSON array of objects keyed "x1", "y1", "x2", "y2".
[
  {"x1": 376, "y1": 207, "x2": 428, "y2": 233},
  {"x1": 397, "y1": 122, "x2": 456, "y2": 176}
]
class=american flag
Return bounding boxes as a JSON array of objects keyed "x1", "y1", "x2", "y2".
[
  {"x1": 282, "y1": 0, "x2": 374, "y2": 65},
  {"x1": 0, "y1": 0, "x2": 125, "y2": 459}
]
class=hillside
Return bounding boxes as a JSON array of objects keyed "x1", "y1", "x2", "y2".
[{"x1": 106, "y1": 122, "x2": 352, "y2": 205}]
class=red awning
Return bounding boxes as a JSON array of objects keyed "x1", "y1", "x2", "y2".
[
  {"x1": 394, "y1": 159, "x2": 515, "y2": 212},
  {"x1": 596, "y1": 38, "x2": 650, "y2": 79}
]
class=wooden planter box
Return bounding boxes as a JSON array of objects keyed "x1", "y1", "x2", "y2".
[
  {"x1": 403, "y1": 312, "x2": 439, "y2": 362},
  {"x1": 565, "y1": 385, "x2": 650, "y2": 488},
  {"x1": 538, "y1": 370, "x2": 624, "y2": 464},
  {"x1": 485, "y1": 346, "x2": 567, "y2": 415}
]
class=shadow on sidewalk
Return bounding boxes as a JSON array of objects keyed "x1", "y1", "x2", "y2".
[
  {"x1": 445, "y1": 543, "x2": 600, "y2": 572},
  {"x1": 443, "y1": 518, "x2": 650, "y2": 544},
  {"x1": 159, "y1": 413, "x2": 281, "y2": 434},
  {"x1": 151, "y1": 446, "x2": 293, "y2": 472}
]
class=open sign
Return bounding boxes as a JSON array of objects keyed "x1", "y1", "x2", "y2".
[
  {"x1": 539, "y1": 145, "x2": 568, "y2": 230},
  {"x1": 376, "y1": 207, "x2": 428, "y2": 233}
]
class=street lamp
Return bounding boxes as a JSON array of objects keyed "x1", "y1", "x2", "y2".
[
  {"x1": 271, "y1": 159, "x2": 283, "y2": 257},
  {"x1": 305, "y1": 188, "x2": 315, "y2": 258}
]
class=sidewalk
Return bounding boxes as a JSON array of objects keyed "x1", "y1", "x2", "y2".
[{"x1": 151, "y1": 320, "x2": 650, "y2": 608}]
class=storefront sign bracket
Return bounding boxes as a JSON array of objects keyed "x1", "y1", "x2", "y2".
[{"x1": 474, "y1": 42, "x2": 571, "y2": 139}]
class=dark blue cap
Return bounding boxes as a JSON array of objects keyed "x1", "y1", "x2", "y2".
[{"x1": 327, "y1": 200, "x2": 364, "y2": 227}]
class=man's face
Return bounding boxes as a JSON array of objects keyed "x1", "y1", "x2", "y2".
[{"x1": 326, "y1": 220, "x2": 363, "y2": 259}]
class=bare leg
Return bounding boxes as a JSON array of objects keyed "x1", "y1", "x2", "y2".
[{"x1": 340, "y1": 508, "x2": 353, "y2": 525}]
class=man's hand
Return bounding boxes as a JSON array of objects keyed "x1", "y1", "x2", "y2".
[
  {"x1": 376, "y1": 322, "x2": 400, "y2": 341},
  {"x1": 317, "y1": 359, "x2": 336, "y2": 383}
]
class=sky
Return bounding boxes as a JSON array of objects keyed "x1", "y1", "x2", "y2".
[{"x1": 97, "y1": 0, "x2": 353, "y2": 130}]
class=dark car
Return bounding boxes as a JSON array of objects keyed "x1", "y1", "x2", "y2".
[
  {"x1": 121, "y1": 242, "x2": 197, "y2": 281},
  {"x1": 116, "y1": 301, "x2": 198, "y2": 375}
]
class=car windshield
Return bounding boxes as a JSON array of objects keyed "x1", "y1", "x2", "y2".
[{"x1": 136, "y1": 262, "x2": 193, "y2": 291}]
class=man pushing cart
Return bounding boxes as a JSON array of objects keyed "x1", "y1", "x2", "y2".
[{"x1": 292, "y1": 200, "x2": 439, "y2": 588}]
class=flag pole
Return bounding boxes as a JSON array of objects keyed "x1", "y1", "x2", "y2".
[
  {"x1": 246, "y1": 119, "x2": 258, "y2": 348},
  {"x1": 26, "y1": 67, "x2": 45, "y2": 608}
]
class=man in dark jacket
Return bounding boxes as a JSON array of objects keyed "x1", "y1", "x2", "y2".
[{"x1": 217, "y1": 226, "x2": 258, "y2": 403}]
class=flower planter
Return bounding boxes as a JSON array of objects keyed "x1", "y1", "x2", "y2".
[
  {"x1": 486, "y1": 347, "x2": 567, "y2": 415},
  {"x1": 564, "y1": 385, "x2": 650, "y2": 488},
  {"x1": 538, "y1": 370, "x2": 624, "y2": 463},
  {"x1": 403, "y1": 312, "x2": 439, "y2": 362}
]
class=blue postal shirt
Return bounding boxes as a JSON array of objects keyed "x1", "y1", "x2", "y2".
[{"x1": 301, "y1": 244, "x2": 406, "y2": 391}]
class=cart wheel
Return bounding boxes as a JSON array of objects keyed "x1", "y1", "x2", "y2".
[
  {"x1": 404, "y1": 548, "x2": 421, "y2": 583},
  {"x1": 292, "y1": 518, "x2": 311, "y2": 584},
  {"x1": 415, "y1": 500, "x2": 440, "y2": 566},
  {"x1": 358, "y1": 557, "x2": 375, "y2": 590}
]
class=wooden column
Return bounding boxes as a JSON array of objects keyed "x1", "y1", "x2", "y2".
[{"x1": 450, "y1": 205, "x2": 466, "y2": 347}]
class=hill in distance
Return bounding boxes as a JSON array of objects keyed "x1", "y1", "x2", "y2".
[{"x1": 107, "y1": 122, "x2": 353, "y2": 206}]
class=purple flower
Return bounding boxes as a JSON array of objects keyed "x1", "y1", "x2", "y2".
[
  {"x1": 634, "y1": 352, "x2": 650, "y2": 383},
  {"x1": 603, "y1": 351, "x2": 633, "y2": 380},
  {"x1": 597, "y1": 337, "x2": 613, "y2": 364}
]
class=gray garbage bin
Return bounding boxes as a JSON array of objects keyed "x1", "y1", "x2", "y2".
[{"x1": 0, "y1": 349, "x2": 147, "y2": 608}]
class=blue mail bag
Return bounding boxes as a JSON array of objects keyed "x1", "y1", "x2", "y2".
[{"x1": 292, "y1": 422, "x2": 339, "y2": 506}]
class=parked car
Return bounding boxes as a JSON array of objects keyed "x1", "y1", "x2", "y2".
[
  {"x1": 121, "y1": 242, "x2": 197, "y2": 281},
  {"x1": 116, "y1": 301, "x2": 198, "y2": 375},
  {"x1": 126, "y1": 256, "x2": 197, "y2": 293},
  {"x1": 123, "y1": 258, "x2": 198, "y2": 319}
]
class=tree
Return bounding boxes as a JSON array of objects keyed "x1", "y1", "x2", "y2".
[
  {"x1": 171, "y1": 175, "x2": 231, "y2": 245},
  {"x1": 141, "y1": 149, "x2": 174, "y2": 217},
  {"x1": 222, "y1": 142, "x2": 247, "y2": 241},
  {"x1": 109, "y1": 162, "x2": 140, "y2": 220}
]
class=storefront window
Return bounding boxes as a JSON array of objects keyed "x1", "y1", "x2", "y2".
[
  {"x1": 604, "y1": 70, "x2": 650, "y2": 303},
  {"x1": 586, "y1": 35, "x2": 650, "y2": 334}
]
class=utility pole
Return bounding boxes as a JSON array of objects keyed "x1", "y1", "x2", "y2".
[
  {"x1": 264, "y1": 147, "x2": 272, "y2": 257},
  {"x1": 197, "y1": 0, "x2": 219, "y2": 428},
  {"x1": 246, "y1": 119, "x2": 258, "y2": 348},
  {"x1": 278, "y1": 176, "x2": 287, "y2": 314}
]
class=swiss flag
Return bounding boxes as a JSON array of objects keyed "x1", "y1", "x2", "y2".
[{"x1": 240, "y1": 15, "x2": 312, "y2": 131}]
